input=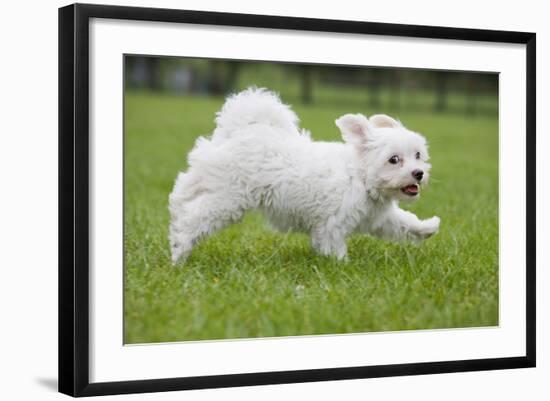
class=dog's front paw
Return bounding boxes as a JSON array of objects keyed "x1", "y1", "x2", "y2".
[
  {"x1": 409, "y1": 216, "x2": 440, "y2": 243},
  {"x1": 417, "y1": 216, "x2": 440, "y2": 239}
]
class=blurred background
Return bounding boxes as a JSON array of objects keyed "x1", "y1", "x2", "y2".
[{"x1": 124, "y1": 56, "x2": 498, "y2": 116}]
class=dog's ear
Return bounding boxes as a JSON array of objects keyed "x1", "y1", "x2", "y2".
[
  {"x1": 335, "y1": 114, "x2": 372, "y2": 145},
  {"x1": 369, "y1": 114, "x2": 401, "y2": 128}
]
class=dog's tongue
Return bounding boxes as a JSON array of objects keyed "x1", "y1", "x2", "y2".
[{"x1": 403, "y1": 185, "x2": 419, "y2": 194}]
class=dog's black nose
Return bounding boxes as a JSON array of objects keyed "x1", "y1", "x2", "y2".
[{"x1": 412, "y1": 169, "x2": 424, "y2": 181}]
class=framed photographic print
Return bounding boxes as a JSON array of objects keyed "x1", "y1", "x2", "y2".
[{"x1": 58, "y1": 3, "x2": 536, "y2": 397}]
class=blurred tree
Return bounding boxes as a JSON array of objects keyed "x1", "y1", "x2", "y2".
[
  {"x1": 389, "y1": 69, "x2": 401, "y2": 110},
  {"x1": 207, "y1": 60, "x2": 225, "y2": 95},
  {"x1": 206, "y1": 60, "x2": 242, "y2": 95},
  {"x1": 300, "y1": 65, "x2": 313, "y2": 104},
  {"x1": 124, "y1": 57, "x2": 136, "y2": 89},
  {"x1": 145, "y1": 57, "x2": 162, "y2": 91},
  {"x1": 434, "y1": 71, "x2": 448, "y2": 112},
  {"x1": 367, "y1": 69, "x2": 382, "y2": 108},
  {"x1": 465, "y1": 74, "x2": 477, "y2": 116},
  {"x1": 225, "y1": 62, "x2": 242, "y2": 93}
]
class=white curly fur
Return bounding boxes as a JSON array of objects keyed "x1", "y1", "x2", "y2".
[{"x1": 169, "y1": 87, "x2": 440, "y2": 264}]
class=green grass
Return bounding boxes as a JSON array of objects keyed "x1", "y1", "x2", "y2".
[{"x1": 124, "y1": 91, "x2": 499, "y2": 344}]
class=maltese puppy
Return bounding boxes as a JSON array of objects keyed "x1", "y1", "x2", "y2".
[{"x1": 169, "y1": 88, "x2": 440, "y2": 264}]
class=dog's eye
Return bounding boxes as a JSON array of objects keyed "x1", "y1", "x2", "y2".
[
  {"x1": 388, "y1": 155, "x2": 400, "y2": 164},
  {"x1": 415, "y1": 152, "x2": 421, "y2": 159}
]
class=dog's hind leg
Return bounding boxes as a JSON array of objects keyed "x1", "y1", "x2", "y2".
[
  {"x1": 169, "y1": 191, "x2": 246, "y2": 265},
  {"x1": 310, "y1": 224, "x2": 348, "y2": 261}
]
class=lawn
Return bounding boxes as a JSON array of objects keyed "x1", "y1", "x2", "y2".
[{"x1": 124, "y1": 91, "x2": 499, "y2": 344}]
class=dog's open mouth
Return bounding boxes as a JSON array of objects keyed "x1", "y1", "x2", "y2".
[{"x1": 401, "y1": 184, "x2": 420, "y2": 196}]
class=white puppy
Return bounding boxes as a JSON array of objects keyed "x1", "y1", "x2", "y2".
[{"x1": 169, "y1": 88, "x2": 440, "y2": 264}]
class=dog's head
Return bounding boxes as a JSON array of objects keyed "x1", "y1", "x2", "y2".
[{"x1": 336, "y1": 113, "x2": 431, "y2": 202}]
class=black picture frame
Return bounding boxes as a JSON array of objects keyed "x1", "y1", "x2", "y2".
[{"x1": 59, "y1": 3, "x2": 536, "y2": 397}]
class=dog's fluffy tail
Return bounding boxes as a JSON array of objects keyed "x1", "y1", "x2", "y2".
[{"x1": 211, "y1": 87, "x2": 301, "y2": 143}]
